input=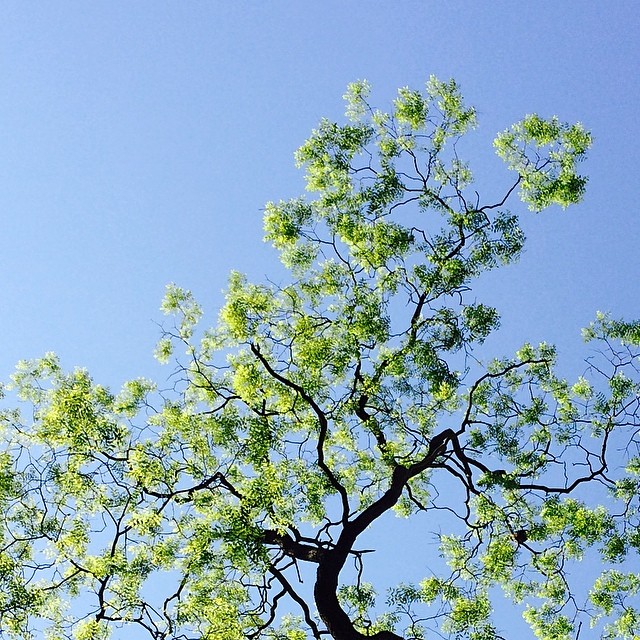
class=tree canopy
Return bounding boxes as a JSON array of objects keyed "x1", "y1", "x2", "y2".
[{"x1": 1, "y1": 77, "x2": 639, "y2": 640}]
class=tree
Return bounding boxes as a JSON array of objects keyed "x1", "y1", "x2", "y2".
[{"x1": 1, "y1": 77, "x2": 638, "y2": 640}]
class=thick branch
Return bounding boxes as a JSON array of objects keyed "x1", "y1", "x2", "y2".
[
  {"x1": 263, "y1": 529, "x2": 326, "y2": 563},
  {"x1": 314, "y1": 429, "x2": 454, "y2": 640}
]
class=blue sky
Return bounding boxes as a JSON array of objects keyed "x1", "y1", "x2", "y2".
[
  {"x1": 0, "y1": 4, "x2": 638, "y2": 635},
  {"x1": 1, "y1": 2, "x2": 638, "y2": 386}
]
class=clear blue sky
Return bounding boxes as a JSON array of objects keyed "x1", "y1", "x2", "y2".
[
  {"x1": 1, "y1": 2, "x2": 638, "y2": 385},
  {"x1": 0, "y1": 4, "x2": 638, "y2": 635}
]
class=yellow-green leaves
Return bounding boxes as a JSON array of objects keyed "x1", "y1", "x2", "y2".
[
  {"x1": 463, "y1": 303, "x2": 500, "y2": 344},
  {"x1": 220, "y1": 271, "x2": 276, "y2": 341},
  {"x1": 584, "y1": 311, "x2": 640, "y2": 346},
  {"x1": 0, "y1": 452, "x2": 19, "y2": 502},
  {"x1": 540, "y1": 497, "x2": 615, "y2": 555},
  {"x1": 522, "y1": 605, "x2": 573, "y2": 640},
  {"x1": 591, "y1": 571, "x2": 640, "y2": 639},
  {"x1": 154, "y1": 336, "x2": 173, "y2": 363},
  {"x1": 571, "y1": 375, "x2": 593, "y2": 400},
  {"x1": 426, "y1": 76, "x2": 477, "y2": 135},
  {"x1": 73, "y1": 619, "x2": 110, "y2": 640},
  {"x1": 343, "y1": 79, "x2": 371, "y2": 121},
  {"x1": 263, "y1": 199, "x2": 314, "y2": 249},
  {"x1": 394, "y1": 87, "x2": 429, "y2": 130},
  {"x1": 27, "y1": 368, "x2": 124, "y2": 456},
  {"x1": 445, "y1": 594, "x2": 492, "y2": 635},
  {"x1": 295, "y1": 119, "x2": 373, "y2": 198},
  {"x1": 481, "y1": 536, "x2": 517, "y2": 583},
  {"x1": 10, "y1": 352, "x2": 61, "y2": 402},
  {"x1": 495, "y1": 114, "x2": 592, "y2": 210},
  {"x1": 114, "y1": 377, "x2": 155, "y2": 417},
  {"x1": 161, "y1": 283, "x2": 203, "y2": 340}
]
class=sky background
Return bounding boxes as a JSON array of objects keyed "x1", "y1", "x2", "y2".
[
  {"x1": 0, "y1": 2, "x2": 639, "y2": 636},
  {"x1": 1, "y1": 2, "x2": 638, "y2": 385}
]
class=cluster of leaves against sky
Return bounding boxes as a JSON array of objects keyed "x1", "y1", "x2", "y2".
[{"x1": 1, "y1": 78, "x2": 639, "y2": 640}]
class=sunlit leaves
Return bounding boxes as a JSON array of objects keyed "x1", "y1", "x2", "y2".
[
  {"x1": 177, "y1": 584, "x2": 249, "y2": 640},
  {"x1": 481, "y1": 536, "x2": 517, "y2": 583},
  {"x1": 220, "y1": 271, "x2": 276, "y2": 341},
  {"x1": 583, "y1": 311, "x2": 640, "y2": 346},
  {"x1": 154, "y1": 335, "x2": 173, "y2": 363},
  {"x1": 161, "y1": 282, "x2": 203, "y2": 341},
  {"x1": 540, "y1": 497, "x2": 615, "y2": 553},
  {"x1": 495, "y1": 114, "x2": 592, "y2": 210},
  {"x1": 264, "y1": 198, "x2": 314, "y2": 248},
  {"x1": 463, "y1": 303, "x2": 500, "y2": 343},
  {"x1": 522, "y1": 605, "x2": 573, "y2": 640},
  {"x1": 394, "y1": 87, "x2": 429, "y2": 130},
  {"x1": 591, "y1": 571, "x2": 640, "y2": 639},
  {"x1": 295, "y1": 119, "x2": 373, "y2": 198},
  {"x1": 73, "y1": 619, "x2": 110, "y2": 640},
  {"x1": 343, "y1": 79, "x2": 371, "y2": 122},
  {"x1": 445, "y1": 593, "x2": 492, "y2": 634},
  {"x1": 426, "y1": 76, "x2": 477, "y2": 135}
]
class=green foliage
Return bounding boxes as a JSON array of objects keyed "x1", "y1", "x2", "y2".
[
  {"x1": 583, "y1": 311, "x2": 640, "y2": 346},
  {"x1": 0, "y1": 77, "x2": 637, "y2": 640},
  {"x1": 495, "y1": 114, "x2": 591, "y2": 210}
]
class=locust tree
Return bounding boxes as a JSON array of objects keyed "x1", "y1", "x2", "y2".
[{"x1": 1, "y1": 78, "x2": 639, "y2": 640}]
